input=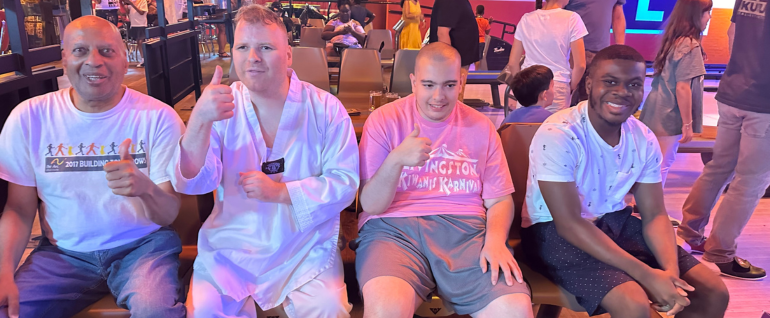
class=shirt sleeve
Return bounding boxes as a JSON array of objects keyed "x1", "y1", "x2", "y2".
[
  {"x1": 485, "y1": 20, "x2": 491, "y2": 31},
  {"x1": 480, "y1": 123, "x2": 514, "y2": 200},
  {"x1": 570, "y1": 12, "x2": 589, "y2": 42},
  {"x1": 0, "y1": 103, "x2": 36, "y2": 187},
  {"x1": 637, "y1": 131, "x2": 663, "y2": 184},
  {"x1": 166, "y1": 122, "x2": 224, "y2": 195},
  {"x1": 148, "y1": 107, "x2": 186, "y2": 184},
  {"x1": 731, "y1": 0, "x2": 740, "y2": 22},
  {"x1": 366, "y1": 8, "x2": 375, "y2": 19},
  {"x1": 285, "y1": 95, "x2": 360, "y2": 233},
  {"x1": 358, "y1": 110, "x2": 394, "y2": 183},
  {"x1": 437, "y1": 0, "x2": 459, "y2": 28},
  {"x1": 513, "y1": 16, "x2": 525, "y2": 41},
  {"x1": 615, "y1": 0, "x2": 626, "y2": 5},
  {"x1": 353, "y1": 21, "x2": 365, "y2": 34},
  {"x1": 674, "y1": 39, "x2": 706, "y2": 82},
  {"x1": 530, "y1": 125, "x2": 580, "y2": 183}
]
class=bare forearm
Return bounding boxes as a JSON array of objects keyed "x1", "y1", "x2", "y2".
[
  {"x1": 676, "y1": 83, "x2": 693, "y2": 125},
  {"x1": 138, "y1": 184, "x2": 180, "y2": 226},
  {"x1": 360, "y1": 155, "x2": 403, "y2": 215},
  {"x1": 352, "y1": 31, "x2": 366, "y2": 44},
  {"x1": 179, "y1": 119, "x2": 213, "y2": 179},
  {"x1": 437, "y1": 27, "x2": 451, "y2": 45},
  {"x1": 612, "y1": 6, "x2": 626, "y2": 45},
  {"x1": 642, "y1": 215, "x2": 680, "y2": 274},
  {"x1": 484, "y1": 199, "x2": 514, "y2": 245},
  {"x1": 571, "y1": 65, "x2": 586, "y2": 90},
  {"x1": 555, "y1": 217, "x2": 651, "y2": 279},
  {"x1": 727, "y1": 23, "x2": 734, "y2": 55},
  {"x1": 0, "y1": 211, "x2": 34, "y2": 275}
]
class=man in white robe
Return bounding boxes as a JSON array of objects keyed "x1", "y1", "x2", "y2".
[{"x1": 168, "y1": 5, "x2": 359, "y2": 317}]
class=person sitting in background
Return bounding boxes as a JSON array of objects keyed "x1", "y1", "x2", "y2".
[
  {"x1": 270, "y1": 0, "x2": 295, "y2": 42},
  {"x1": 353, "y1": 42, "x2": 533, "y2": 318},
  {"x1": 0, "y1": 16, "x2": 186, "y2": 318},
  {"x1": 474, "y1": 5, "x2": 492, "y2": 70},
  {"x1": 502, "y1": 65, "x2": 554, "y2": 124},
  {"x1": 505, "y1": 0, "x2": 586, "y2": 113},
  {"x1": 321, "y1": 3, "x2": 365, "y2": 56},
  {"x1": 521, "y1": 45, "x2": 728, "y2": 318}
]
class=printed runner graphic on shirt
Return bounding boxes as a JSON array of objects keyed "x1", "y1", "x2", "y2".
[
  {"x1": 44, "y1": 140, "x2": 147, "y2": 172},
  {"x1": 399, "y1": 144, "x2": 480, "y2": 195}
]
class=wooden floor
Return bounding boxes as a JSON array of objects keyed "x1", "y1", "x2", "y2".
[{"x1": 21, "y1": 57, "x2": 770, "y2": 318}]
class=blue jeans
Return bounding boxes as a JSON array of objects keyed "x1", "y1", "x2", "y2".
[{"x1": 2, "y1": 227, "x2": 185, "y2": 318}]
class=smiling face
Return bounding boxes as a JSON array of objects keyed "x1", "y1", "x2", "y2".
[
  {"x1": 62, "y1": 17, "x2": 128, "y2": 104},
  {"x1": 233, "y1": 20, "x2": 292, "y2": 95},
  {"x1": 585, "y1": 59, "x2": 646, "y2": 128},
  {"x1": 410, "y1": 47, "x2": 462, "y2": 122}
]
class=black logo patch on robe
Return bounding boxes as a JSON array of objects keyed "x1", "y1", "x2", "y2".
[{"x1": 262, "y1": 158, "x2": 285, "y2": 175}]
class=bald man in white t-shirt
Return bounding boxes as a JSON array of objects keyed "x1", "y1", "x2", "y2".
[{"x1": 0, "y1": 16, "x2": 185, "y2": 318}]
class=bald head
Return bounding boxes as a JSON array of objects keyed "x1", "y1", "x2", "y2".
[
  {"x1": 63, "y1": 16, "x2": 124, "y2": 51},
  {"x1": 61, "y1": 16, "x2": 129, "y2": 108},
  {"x1": 415, "y1": 42, "x2": 461, "y2": 71}
]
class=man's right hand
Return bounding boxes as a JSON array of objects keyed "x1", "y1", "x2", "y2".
[
  {"x1": 639, "y1": 268, "x2": 694, "y2": 316},
  {"x1": 392, "y1": 124, "x2": 432, "y2": 167},
  {"x1": 0, "y1": 274, "x2": 19, "y2": 318},
  {"x1": 190, "y1": 65, "x2": 235, "y2": 124}
]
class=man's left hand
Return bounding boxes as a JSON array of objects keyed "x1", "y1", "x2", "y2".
[
  {"x1": 239, "y1": 171, "x2": 286, "y2": 202},
  {"x1": 104, "y1": 138, "x2": 152, "y2": 197},
  {"x1": 479, "y1": 242, "x2": 523, "y2": 286}
]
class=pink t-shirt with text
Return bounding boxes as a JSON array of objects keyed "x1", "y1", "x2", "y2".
[{"x1": 358, "y1": 95, "x2": 514, "y2": 228}]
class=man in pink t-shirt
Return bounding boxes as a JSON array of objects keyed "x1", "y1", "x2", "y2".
[{"x1": 352, "y1": 42, "x2": 533, "y2": 318}]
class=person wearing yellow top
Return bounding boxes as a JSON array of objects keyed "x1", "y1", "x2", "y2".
[{"x1": 398, "y1": 0, "x2": 424, "y2": 49}]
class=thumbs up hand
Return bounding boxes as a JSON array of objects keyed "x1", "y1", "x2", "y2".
[
  {"x1": 104, "y1": 138, "x2": 152, "y2": 197},
  {"x1": 191, "y1": 65, "x2": 235, "y2": 125},
  {"x1": 392, "y1": 124, "x2": 432, "y2": 167}
]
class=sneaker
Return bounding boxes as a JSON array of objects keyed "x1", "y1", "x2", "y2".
[
  {"x1": 136, "y1": 62, "x2": 144, "y2": 67},
  {"x1": 685, "y1": 239, "x2": 706, "y2": 254},
  {"x1": 715, "y1": 257, "x2": 766, "y2": 280}
]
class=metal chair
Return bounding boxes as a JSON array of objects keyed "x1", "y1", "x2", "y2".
[
  {"x1": 291, "y1": 46, "x2": 331, "y2": 92},
  {"x1": 497, "y1": 123, "x2": 587, "y2": 318},
  {"x1": 299, "y1": 27, "x2": 326, "y2": 49},
  {"x1": 307, "y1": 18, "x2": 325, "y2": 28},
  {"x1": 364, "y1": 29, "x2": 394, "y2": 60},
  {"x1": 337, "y1": 48, "x2": 384, "y2": 106},
  {"x1": 389, "y1": 48, "x2": 419, "y2": 96}
]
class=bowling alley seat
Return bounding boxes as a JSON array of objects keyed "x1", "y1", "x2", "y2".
[
  {"x1": 412, "y1": 123, "x2": 586, "y2": 318},
  {"x1": 73, "y1": 194, "x2": 204, "y2": 318},
  {"x1": 497, "y1": 123, "x2": 586, "y2": 317}
]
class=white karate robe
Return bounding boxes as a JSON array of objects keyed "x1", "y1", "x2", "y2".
[{"x1": 168, "y1": 70, "x2": 359, "y2": 310}]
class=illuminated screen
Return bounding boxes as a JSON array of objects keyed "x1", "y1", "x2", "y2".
[{"x1": 621, "y1": 0, "x2": 736, "y2": 34}]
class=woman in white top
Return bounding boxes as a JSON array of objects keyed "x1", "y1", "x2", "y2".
[{"x1": 504, "y1": 0, "x2": 587, "y2": 113}]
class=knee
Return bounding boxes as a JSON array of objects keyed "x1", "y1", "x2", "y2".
[
  {"x1": 699, "y1": 281, "x2": 730, "y2": 314},
  {"x1": 127, "y1": 291, "x2": 185, "y2": 318},
  {"x1": 604, "y1": 295, "x2": 651, "y2": 318},
  {"x1": 302, "y1": 286, "x2": 351, "y2": 318}
]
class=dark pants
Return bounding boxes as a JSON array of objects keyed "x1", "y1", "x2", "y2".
[
  {"x1": 522, "y1": 208, "x2": 701, "y2": 315},
  {"x1": 0, "y1": 228, "x2": 185, "y2": 318}
]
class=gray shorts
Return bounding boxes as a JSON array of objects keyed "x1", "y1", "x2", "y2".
[{"x1": 351, "y1": 214, "x2": 531, "y2": 315}]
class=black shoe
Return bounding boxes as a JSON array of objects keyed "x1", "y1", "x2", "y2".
[{"x1": 715, "y1": 257, "x2": 766, "y2": 280}]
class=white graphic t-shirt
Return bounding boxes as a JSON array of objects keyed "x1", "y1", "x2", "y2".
[
  {"x1": 0, "y1": 87, "x2": 185, "y2": 252},
  {"x1": 522, "y1": 101, "x2": 662, "y2": 227}
]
